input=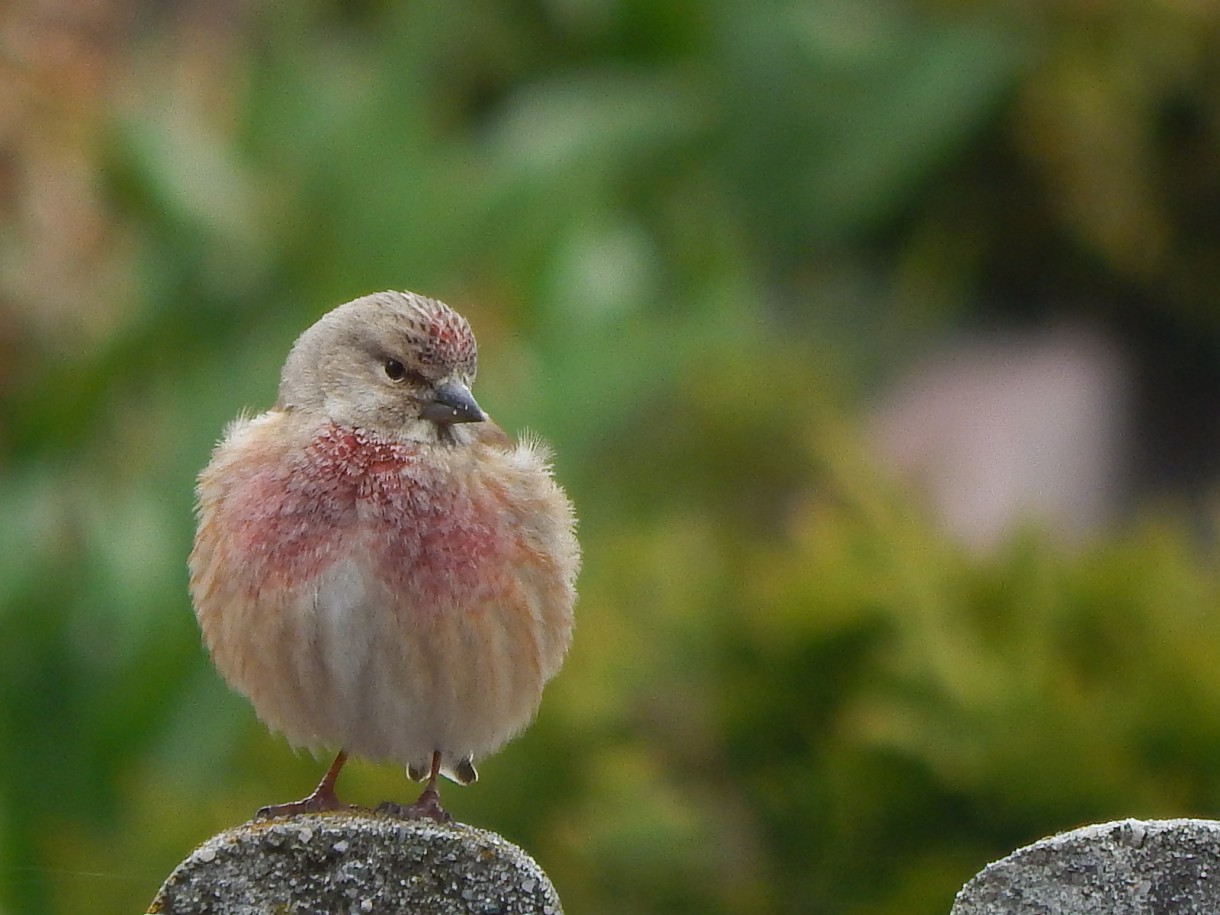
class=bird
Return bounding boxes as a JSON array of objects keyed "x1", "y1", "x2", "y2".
[{"x1": 188, "y1": 290, "x2": 579, "y2": 822}]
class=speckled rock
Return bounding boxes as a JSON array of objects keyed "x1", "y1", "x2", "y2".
[
  {"x1": 952, "y1": 818, "x2": 1220, "y2": 914},
  {"x1": 148, "y1": 811, "x2": 562, "y2": 915}
]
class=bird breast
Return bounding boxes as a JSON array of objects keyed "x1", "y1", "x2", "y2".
[{"x1": 189, "y1": 411, "x2": 578, "y2": 762}]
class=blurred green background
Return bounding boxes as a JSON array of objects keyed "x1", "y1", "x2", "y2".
[{"x1": 5, "y1": 0, "x2": 1220, "y2": 912}]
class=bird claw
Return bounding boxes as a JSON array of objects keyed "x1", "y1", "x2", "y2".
[
  {"x1": 255, "y1": 771, "x2": 350, "y2": 820},
  {"x1": 255, "y1": 750, "x2": 352, "y2": 820},
  {"x1": 376, "y1": 785, "x2": 453, "y2": 824},
  {"x1": 255, "y1": 793, "x2": 351, "y2": 819}
]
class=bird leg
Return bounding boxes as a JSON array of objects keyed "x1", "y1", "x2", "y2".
[
  {"x1": 257, "y1": 750, "x2": 351, "y2": 819},
  {"x1": 377, "y1": 750, "x2": 453, "y2": 823}
]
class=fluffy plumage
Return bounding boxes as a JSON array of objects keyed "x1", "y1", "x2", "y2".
[{"x1": 189, "y1": 290, "x2": 579, "y2": 820}]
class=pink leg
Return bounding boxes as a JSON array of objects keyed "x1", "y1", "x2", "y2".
[{"x1": 257, "y1": 750, "x2": 351, "y2": 819}]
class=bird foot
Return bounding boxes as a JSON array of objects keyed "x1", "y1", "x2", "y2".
[
  {"x1": 376, "y1": 785, "x2": 452, "y2": 824},
  {"x1": 256, "y1": 787, "x2": 350, "y2": 820}
]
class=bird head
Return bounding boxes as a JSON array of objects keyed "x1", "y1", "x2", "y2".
[{"x1": 277, "y1": 290, "x2": 488, "y2": 443}]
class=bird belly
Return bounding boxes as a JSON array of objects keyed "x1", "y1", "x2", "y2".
[{"x1": 275, "y1": 546, "x2": 549, "y2": 772}]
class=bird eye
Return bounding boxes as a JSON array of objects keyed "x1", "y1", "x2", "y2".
[{"x1": 384, "y1": 359, "x2": 407, "y2": 381}]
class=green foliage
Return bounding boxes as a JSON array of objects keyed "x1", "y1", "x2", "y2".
[{"x1": 4, "y1": 1, "x2": 1220, "y2": 913}]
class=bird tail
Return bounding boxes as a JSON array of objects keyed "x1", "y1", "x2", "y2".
[{"x1": 408, "y1": 756, "x2": 478, "y2": 785}]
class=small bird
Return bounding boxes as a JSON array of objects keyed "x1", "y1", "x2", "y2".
[{"x1": 188, "y1": 291, "x2": 579, "y2": 822}]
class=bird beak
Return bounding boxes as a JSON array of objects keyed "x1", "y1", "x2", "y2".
[{"x1": 422, "y1": 380, "x2": 487, "y2": 425}]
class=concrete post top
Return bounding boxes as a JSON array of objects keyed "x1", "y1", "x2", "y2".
[
  {"x1": 148, "y1": 811, "x2": 563, "y2": 915},
  {"x1": 952, "y1": 818, "x2": 1220, "y2": 915}
]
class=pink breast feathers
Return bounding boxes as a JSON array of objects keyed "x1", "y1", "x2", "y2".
[{"x1": 233, "y1": 425, "x2": 510, "y2": 611}]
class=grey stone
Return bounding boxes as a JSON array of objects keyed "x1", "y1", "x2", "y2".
[
  {"x1": 147, "y1": 811, "x2": 563, "y2": 914},
  {"x1": 952, "y1": 818, "x2": 1220, "y2": 914}
]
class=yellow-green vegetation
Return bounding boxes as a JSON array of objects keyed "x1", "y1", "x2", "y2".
[{"x1": 3, "y1": 2, "x2": 1220, "y2": 913}]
